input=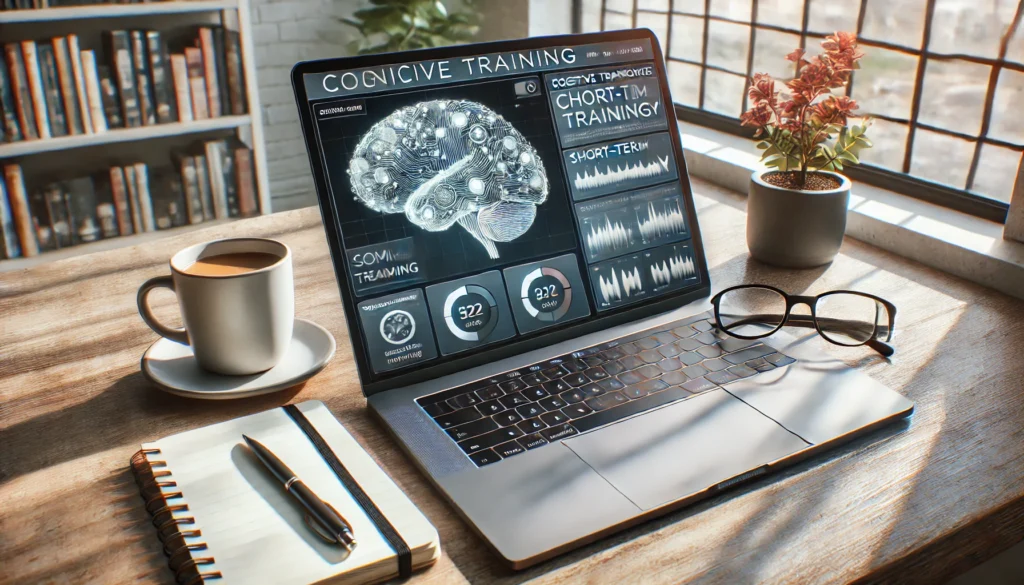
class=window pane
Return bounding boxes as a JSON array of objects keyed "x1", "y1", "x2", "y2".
[
  {"x1": 988, "y1": 69, "x2": 1024, "y2": 145},
  {"x1": 861, "y1": 0, "x2": 926, "y2": 49},
  {"x1": 910, "y1": 128, "x2": 974, "y2": 188},
  {"x1": 807, "y1": 0, "x2": 859, "y2": 34},
  {"x1": 1006, "y1": 19, "x2": 1024, "y2": 63},
  {"x1": 581, "y1": 0, "x2": 603, "y2": 32},
  {"x1": 918, "y1": 60, "x2": 989, "y2": 136},
  {"x1": 929, "y1": 0, "x2": 1019, "y2": 59},
  {"x1": 604, "y1": 9, "x2": 633, "y2": 30},
  {"x1": 670, "y1": 15, "x2": 705, "y2": 62},
  {"x1": 672, "y1": 0, "x2": 705, "y2": 15},
  {"x1": 604, "y1": 0, "x2": 634, "y2": 14},
  {"x1": 637, "y1": 11, "x2": 669, "y2": 51},
  {"x1": 857, "y1": 117, "x2": 910, "y2": 172},
  {"x1": 668, "y1": 60, "x2": 703, "y2": 107},
  {"x1": 703, "y1": 69, "x2": 746, "y2": 116},
  {"x1": 753, "y1": 29, "x2": 802, "y2": 80},
  {"x1": 706, "y1": 20, "x2": 750, "y2": 73},
  {"x1": 972, "y1": 143, "x2": 1021, "y2": 203},
  {"x1": 850, "y1": 48, "x2": 918, "y2": 119},
  {"x1": 709, "y1": 0, "x2": 751, "y2": 21},
  {"x1": 638, "y1": 0, "x2": 669, "y2": 11},
  {"x1": 755, "y1": 0, "x2": 804, "y2": 30}
]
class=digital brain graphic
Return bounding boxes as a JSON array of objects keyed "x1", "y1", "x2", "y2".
[{"x1": 348, "y1": 99, "x2": 549, "y2": 259}]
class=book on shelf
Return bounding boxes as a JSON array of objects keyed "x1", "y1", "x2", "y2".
[
  {"x1": 183, "y1": 47, "x2": 207, "y2": 120},
  {"x1": 0, "y1": 61, "x2": 21, "y2": 142},
  {"x1": 5, "y1": 43, "x2": 37, "y2": 140},
  {"x1": 203, "y1": 140, "x2": 228, "y2": 219},
  {"x1": 108, "y1": 165, "x2": 132, "y2": 236},
  {"x1": 45, "y1": 183, "x2": 73, "y2": 248},
  {"x1": 37, "y1": 45, "x2": 68, "y2": 137},
  {"x1": 193, "y1": 152, "x2": 214, "y2": 220},
  {"x1": 80, "y1": 50, "x2": 108, "y2": 133},
  {"x1": 168, "y1": 53, "x2": 192, "y2": 123},
  {"x1": 123, "y1": 164, "x2": 142, "y2": 233},
  {"x1": 151, "y1": 169, "x2": 187, "y2": 230},
  {"x1": 66, "y1": 176, "x2": 101, "y2": 244},
  {"x1": 51, "y1": 37, "x2": 83, "y2": 136},
  {"x1": 0, "y1": 175, "x2": 22, "y2": 259},
  {"x1": 3, "y1": 164, "x2": 38, "y2": 257},
  {"x1": 94, "y1": 172, "x2": 119, "y2": 239},
  {"x1": 21, "y1": 41, "x2": 50, "y2": 139},
  {"x1": 105, "y1": 30, "x2": 141, "y2": 128},
  {"x1": 130, "y1": 30, "x2": 156, "y2": 126},
  {"x1": 235, "y1": 145, "x2": 257, "y2": 216},
  {"x1": 197, "y1": 27, "x2": 221, "y2": 119},
  {"x1": 67, "y1": 34, "x2": 94, "y2": 134},
  {"x1": 29, "y1": 189, "x2": 57, "y2": 252},
  {"x1": 213, "y1": 28, "x2": 231, "y2": 118},
  {"x1": 97, "y1": 64, "x2": 122, "y2": 129},
  {"x1": 224, "y1": 28, "x2": 246, "y2": 116},
  {"x1": 146, "y1": 31, "x2": 177, "y2": 125},
  {"x1": 133, "y1": 161, "x2": 156, "y2": 232},
  {"x1": 173, "y1": 152, "x2": 203, "y2": 224}
]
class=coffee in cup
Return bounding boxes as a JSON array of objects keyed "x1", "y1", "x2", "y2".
[{"x1": 137, "y1": 238, "x2": 294, "y2": 375}]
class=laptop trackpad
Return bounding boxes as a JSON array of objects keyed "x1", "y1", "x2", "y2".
[{"x1": 563, "y1": 389, "x2": 810, "y2": 510}]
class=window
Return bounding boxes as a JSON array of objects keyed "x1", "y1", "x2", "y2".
[{"x1": 572, "y1": 0, "x2": 1024, "y2": 223}]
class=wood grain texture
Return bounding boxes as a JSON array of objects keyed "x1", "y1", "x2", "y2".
[{"x1": 2, "y1": 177, "x2": 1024, "y2": 585}]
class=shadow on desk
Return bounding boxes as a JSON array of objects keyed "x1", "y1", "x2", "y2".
[{"x1": 1, "y1": 372, "x2": 303, "y2": 482}]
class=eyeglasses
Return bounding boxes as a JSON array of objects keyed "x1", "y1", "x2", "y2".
[{"x1": 710, "y1": 285, "x2": 897, "y2": 357}]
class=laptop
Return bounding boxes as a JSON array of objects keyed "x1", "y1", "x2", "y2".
[{"x1": 291, "y1": 29, "x2": 914, "y2": 569}]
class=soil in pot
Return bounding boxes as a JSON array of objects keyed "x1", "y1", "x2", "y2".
[{"x1": 762, "y1": 171, "x2": 842, "y2": 191}]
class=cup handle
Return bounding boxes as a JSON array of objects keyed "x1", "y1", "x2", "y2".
[{"x1": 137, "y1": 275, "x2": 189, "y2": 345}]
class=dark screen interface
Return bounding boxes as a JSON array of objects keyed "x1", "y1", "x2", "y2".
[{"x1": 304, "y1": 38, "x2": 702, "y2": 376}]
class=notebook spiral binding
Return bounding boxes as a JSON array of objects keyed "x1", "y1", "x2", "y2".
[{"x1": 131, "y1": 449, "x2": 224, "y2": 585}]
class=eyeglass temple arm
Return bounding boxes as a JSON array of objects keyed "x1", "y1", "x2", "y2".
[{"x1": 721, "y1": 313, "x2": 895, "y2": 357}]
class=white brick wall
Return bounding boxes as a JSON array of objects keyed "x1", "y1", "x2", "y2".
[
  {"x1": 249, "y1": 0, "x2": 531, "y2": 211},
  {"x1": 249, "y1": 0, "x2": 366, "y2": 210}
]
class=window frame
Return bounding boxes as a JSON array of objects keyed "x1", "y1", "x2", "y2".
[{"x1": 571, "y1": 0, "x2": 1024, "y2": 224}]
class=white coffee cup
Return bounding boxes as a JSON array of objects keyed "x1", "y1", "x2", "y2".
[{"x1": 137, "y1": 238, "x2": 294, "y2": 376}]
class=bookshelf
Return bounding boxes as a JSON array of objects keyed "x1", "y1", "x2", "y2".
[
  {"x1": 0, "y1": 114, "x2": 251, "y2": 157},
  {"x1": 0, "y1": 0, "x2": 271, "y2": 269},
  {"x1": 0, "y1": 1, "x2": 238, "y2": 23}
]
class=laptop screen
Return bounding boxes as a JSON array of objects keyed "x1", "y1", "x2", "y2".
[{"x1": 294, "y1": 30, "x2": 709, "y2": 389}]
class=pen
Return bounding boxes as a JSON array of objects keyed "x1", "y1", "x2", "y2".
[{"x1": 242, "y1": 434, "x2": 357, "y2": 549}]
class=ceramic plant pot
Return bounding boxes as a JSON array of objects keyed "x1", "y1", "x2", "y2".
[{"x1": 746, "y1": 169, "x2": 851, "y2": 268}]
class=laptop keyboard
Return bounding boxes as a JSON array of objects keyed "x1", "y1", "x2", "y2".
[{"x1": 415, "y1": 312, "x2": 796, "y2": 467}]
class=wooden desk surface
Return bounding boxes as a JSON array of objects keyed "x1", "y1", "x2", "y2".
[{"x1": 3, "y1": 178, "x2": 1024, "y2": 585}]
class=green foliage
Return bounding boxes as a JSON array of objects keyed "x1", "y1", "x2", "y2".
[
  {"x1": 755, "y1": 122, "x2": 872, "y2": 176},
  {"x1": 341, "y1": 0, "x2": 481, "y2": 55}
]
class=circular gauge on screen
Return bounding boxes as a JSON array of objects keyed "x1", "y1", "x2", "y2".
[
  {"x1": 379, "y1": 309, "x2": 416, "y2": 345},
  {"x1": 443, "y1": 285, "x2": 499, "y2": 341},
  {"x1": 520, "y1": 267, "x2": 572, "y2": 322}
]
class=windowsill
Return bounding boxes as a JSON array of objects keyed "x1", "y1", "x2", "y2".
[{"x1": 678, "y1": 121, "x2": 1024, "y2": 301}]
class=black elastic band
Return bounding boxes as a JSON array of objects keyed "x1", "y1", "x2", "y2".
[{"x1": 284, "y1": 404, "x2": 413, "y2": 578}]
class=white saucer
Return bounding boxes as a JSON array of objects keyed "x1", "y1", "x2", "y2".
[{"x1": 141, "y1": 318, "x2": 337, "y2": 400}]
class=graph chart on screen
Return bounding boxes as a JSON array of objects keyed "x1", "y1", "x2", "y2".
[
  {"x1": 637, "y1": 199, "x2": 686, "y2": 242},
  {"x1": 573, "y1": 156, "x2": 670, "y2": 191},
  {"x1": 584, "y1": 214, "x2": 634, "y2": 258}
]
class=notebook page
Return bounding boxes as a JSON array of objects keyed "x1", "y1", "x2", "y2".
[{"x1": 155, "y1": 401, "x2": 435, "y2": 585}]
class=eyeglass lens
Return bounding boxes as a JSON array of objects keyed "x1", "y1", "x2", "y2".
[
  {"x1": 815, "y1": 293, "x2": 886, "y2": 346},
  {"x1": 718, "y1": 287, "x2": 787, "y2": 337}
]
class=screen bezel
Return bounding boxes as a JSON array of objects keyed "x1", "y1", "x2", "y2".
[{"x1": 291, "y1": 28, "x2": 712, "y2": 397}]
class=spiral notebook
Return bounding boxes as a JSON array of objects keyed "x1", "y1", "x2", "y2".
[{"x1": 130, "y1": 401, "x2": 439, "y2": 585}]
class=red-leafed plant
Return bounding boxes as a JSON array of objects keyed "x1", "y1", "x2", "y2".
[{"x1": 740, "y1": 32, "x2": 872, "y2": 189}]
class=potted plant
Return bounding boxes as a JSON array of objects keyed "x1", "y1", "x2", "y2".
[
  {"x1": 341, "y1": 0, "x2": 480, "y2": 55},
  {"x1": 740, "y1": 32, "x2": 872, "y2": 268}
]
